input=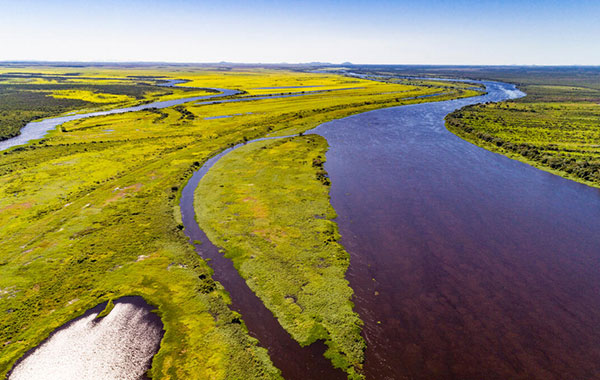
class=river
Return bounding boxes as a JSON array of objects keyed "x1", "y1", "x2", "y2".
[
  {"x1": 8, "y1": 77, "x2": 599, "y2": 379},
  {"x1": 309, "y1": 80, "x2": 600, "y2": 379},
  {"x1": 185, "y1": 79, "x2": 600, "y2": 379}
]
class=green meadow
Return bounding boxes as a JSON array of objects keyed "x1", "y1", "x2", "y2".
[
  {"x1": 0, "y1": 65, "x2": 481, "y2": 379},
  {"x1": 0, "y1": 70, "x2": 214, "y2": 141}
]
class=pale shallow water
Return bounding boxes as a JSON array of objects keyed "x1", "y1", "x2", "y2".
[
  {"x1": 8, "y1": 297, "x2": 163, "y2": 380},
  {"x1": 0, "y1": 87, "x2": 239, "y2": 152}
]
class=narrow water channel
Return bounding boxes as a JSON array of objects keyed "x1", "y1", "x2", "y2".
[
  {"x1": 0, "y1": 80, "x2": 366, "y2": 379},
  {"x1": 179, "y1": 142, "x2": 347, "y2": 380},
  {"x1": 0, "y1": 83, "x2": 363, "y2": 153},
  {"x1": 0, "y1": 87, "x2": 240, "y2": 152}
]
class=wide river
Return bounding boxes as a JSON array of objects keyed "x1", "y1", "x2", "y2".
[{"x1": 308, "y1": 81, "x2": 600, "y2": 379}]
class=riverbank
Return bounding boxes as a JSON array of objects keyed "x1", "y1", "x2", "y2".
[
  {"x1": 0, "y1": 66, "x2": 482, "y2": 379},
  {"x1": 445, "y1": 81, "x2": 600, "y2": 189}
]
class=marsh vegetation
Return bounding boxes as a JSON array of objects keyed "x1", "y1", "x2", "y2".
[
  {"x1": 0, "y1": 69, "x2": 215, "y2": 141},
  {"x1": 3, "y1": 63, "x2": 598, "y2": 379},
  {"x1": 194, "y1": 136, "x2": 364, "y2": 378},
  {"x1": 0, "y1": 64, "x2": 478, "y2": 379}
]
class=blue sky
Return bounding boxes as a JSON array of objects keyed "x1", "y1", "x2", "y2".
[{"x1": 0, "y1": 0, "x2": 598, "y2": 64}]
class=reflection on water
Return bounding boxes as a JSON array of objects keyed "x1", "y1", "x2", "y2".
[{"x1": 9, "y1": 297, "x2": 163, "y2": 380}]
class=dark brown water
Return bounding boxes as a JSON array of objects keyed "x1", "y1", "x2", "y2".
[{"x1": 310, "y1": 81, "x2": 600, "y2": 379}]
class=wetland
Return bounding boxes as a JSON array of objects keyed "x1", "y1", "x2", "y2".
[{"x1": 2, "y1": 64, "x2": 599, "y2": 380}]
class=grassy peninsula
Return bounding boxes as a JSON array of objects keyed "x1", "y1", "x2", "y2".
[{"x1": 194, "y1": 135, "x2": 364, "y2": 378}]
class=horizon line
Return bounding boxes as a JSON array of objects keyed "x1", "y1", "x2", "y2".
[{"x1": 1, "y1": 60, "x2": 600, "y2": 68}]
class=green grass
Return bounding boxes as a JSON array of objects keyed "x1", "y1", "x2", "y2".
[
  {"x1": 96, "y1": 299, "x2": 115, "y2": 318},
  {"x1": 0, "y1": 73, "x2": 213, "y2": 141},
  {"x1": 0, "y1": 66, "x2": 481, "y2": 379},
  {"x1": 0, "y1": 132, "x2": 283, "y2": 379},
  {"x1": 49, "y1": 89, "x2": 136, "y2": 103},
  {"x1": 194, "y1": 136, "x2": 365, "y2": 378}
]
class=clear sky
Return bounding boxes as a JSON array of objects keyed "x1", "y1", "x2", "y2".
[{"x1": 0, "y1": 0, "x2": 598, "y2": 65}]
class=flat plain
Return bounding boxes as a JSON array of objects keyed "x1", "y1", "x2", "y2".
[
  {"x1": 2, "y1": 63, "x2": 598, "y2": 380},
  {"x1": 0, "y1": 64, "x2": 480, "y2": 379}
]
